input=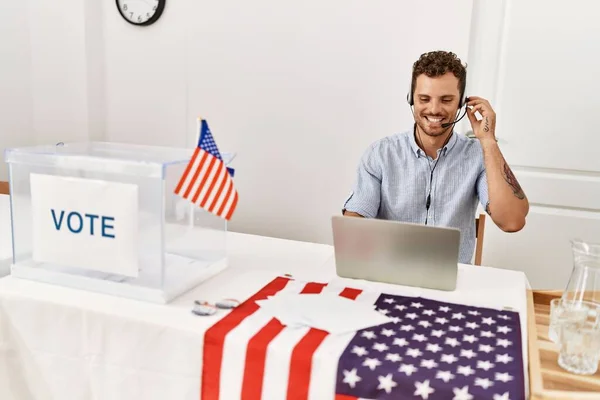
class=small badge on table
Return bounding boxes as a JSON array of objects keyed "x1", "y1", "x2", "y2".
[{"x1": 192, "y1": 301, "x2": 217, "y2": 316}]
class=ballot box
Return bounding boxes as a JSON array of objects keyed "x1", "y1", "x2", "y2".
[{"x1": 4, "y1": 142, "x2": 232, "y2": 303}]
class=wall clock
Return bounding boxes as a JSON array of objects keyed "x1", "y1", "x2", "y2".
[{"x1": 116, "y1": 0, "x2": 166, "y2": 26}]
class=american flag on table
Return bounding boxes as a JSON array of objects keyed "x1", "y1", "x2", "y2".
[
  {"x1": 174, "y1": 118, "x2": 238, "y2": 220},
  {"x1": 201, "y1": 276, "x2": 525, "y2": 400}
]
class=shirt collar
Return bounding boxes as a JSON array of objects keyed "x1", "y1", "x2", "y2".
[{"x1": 409, "y1": 124, "x2": 458, "y2": 158}]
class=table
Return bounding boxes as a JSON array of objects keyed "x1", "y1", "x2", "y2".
[
  {"x1": 0, "y1": 195, "x2": 11, "y2": 275},
  {"x1": 0, "y1": 194, "x2": 531, "y2": 399},
  {"x1": 527, "y1": 290, "x2": 600, "y2": 399}
]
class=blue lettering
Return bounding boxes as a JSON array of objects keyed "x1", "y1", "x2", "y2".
[
  {"x1": 102, "y1": 216, "x2": 115, "y2": 238},
  {"x1": 67, "y1": 211, "x2": 83, "y2": 233},
  {"x1": 51, "y1": 209, "x2": 115, "y2": 238},
  {"x1": 50, "y1": 209, "x2": 65, "y2": 230},
  {"x1": 85, "y1": 214, "x2": 99, "y2": 235}
]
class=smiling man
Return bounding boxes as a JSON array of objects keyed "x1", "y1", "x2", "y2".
[{"x1": 342, "y1": 50, "x2": 529, "y2": 264}]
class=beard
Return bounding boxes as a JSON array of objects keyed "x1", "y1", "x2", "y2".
[{"x1": 415, "y1": 115, "x2": 449, "y2": 137}]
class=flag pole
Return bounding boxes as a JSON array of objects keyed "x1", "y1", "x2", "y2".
[{"x1": 188, "y1": 117, "x2": 202, "y2": 228}]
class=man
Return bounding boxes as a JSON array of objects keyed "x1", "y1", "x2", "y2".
[{"x1": 342, "y1": 51, "x2": 529, "y2": 264}]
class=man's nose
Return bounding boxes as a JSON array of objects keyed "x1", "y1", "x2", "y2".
[{"x1": 430, "y1": 100, "x2": 442, "y2": 115}]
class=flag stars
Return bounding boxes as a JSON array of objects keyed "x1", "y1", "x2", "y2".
[
  {"x1": 475, "y1": 377, "x2": 494, "y2": 390},
  {"x1": 496, "y1": 353, "x2": 514, "y2": 364},
  {"x1": 419, "y1": 320, "x2": 433, "y2": 328},
  {"x1": 495, "y1": 372, "x2": 514, "y2": 383},
  {"x1": 497, "y1": 326, "x2": 512, "y2": 334},
  {"x1": 400, "y1": 325, "x2": 415, "y2": 332},
  {"x1": 385, "y1": 353, "x2": 402, "y2": 362},
  {"x1": 395, "y1": 305, "x2": 407, "y2": 311},
  {"x1": 460, "y1": 349, "x2": 477, "y2": 359},
  {"x1": 435, "y1": 317, "x2": 449, "y2": 325},
  {"x1": 342, "y1": 368, "x2": 362, "y2": 388},
  {"x1": 383, "y1": 297, "x2": 396, "y2": 304},
  {"x1": 493, "y1": 392, "x2": 511, "y2": 400},
  {"x1": 399, "y1": 363, "x2": 418, "y2": 376},
  {"x1": 406, "y1": 348, "x2": 424, "y2": 358},
  {"x1": 449, "y1": 325, "x2": 463, "y2": 332},
  {"x1": 405, "y1": 313, "x2": 418, "y2": 320},
  {"x1": 373, "y1": 342, "x2": 389, "y2": 352},
  {"x1": 452, "y1": 385, "x2": 474, "y2": 400},
  {"x1": 362, "y1": 357, "x2": 382, "y2": 371},
  {"x1": 436, "y1": 370, "x2": 455, "y2": 383},
  {"x1": 411, "y1": 302, "x2": 424, "y2": 309},
  {"x1": 420, "y1": 359, "x2": 439, "y2": 369},
  {"x1": 381, "y1": 328, "x2": 396, "y2": 337},
  {"x1": 423, "y1": 309, "x2": 435, "y2": 316},
  {"x1": 481, "y1": 330, "x2": 495, "y2": 338},
  {"x1": 351, "y1": 346, "x2": 368, "y2": 357},
  {"x1": 412, "y1": 333, "x2": 427, "y2": 342},
  {"x1": 431, "y1": 329, "x2": 445, "y2": 338},
  {"x1": 414, "y1": 380, "x2": 435, "y2": 400},
  {"x1": 498, "y1": 314, "x2": 511, "y2": 320},
  {"x1": 440, "y1": 354, "x2": 459, "y2": 364},
  {"x1": 468, "y1": 310, "x2": 481, "y2": 316},
  {"x1": 377, "y1": 308, "x2": 390, "y2": 315},
  {"x1": 361, "y1": 331, "x2": 376, "y2": 340},
  {"x1": 439, "y1": 306, "x2": 452, "y2": 312},
  {"x1": 452, "y1": 312, "x2": 465, "y2": 320},
  {"x1": 426, "y1": 343, "x2": 442, "y2": 353},
  {"x1": 479, "y1": 344, "x2": 495, "y2": 353},
  {"x1": 377, "y1": 374, "x2": 397, "y2": 394},
  {"x1": 462, "y1": 334, "x2": 478, "y2": 344},
  {"x1": 445, "y1": 337, "x2": 461, "y2": 347},
  {"x1": 465, "y1": 322, "x2": 480, "y2": 330},
  {"x1": 482, "y1": 317, "x2": 496, "y2": 325},
  {"x1": 497, "y1": 338, "x2": 512, "y2": 348},
  {"x1": 477, "y1": 360, "x2": 495, "y2": 371},
  {"x1": 393, "y1": 337, "x2": 409, "y2": 347},
  {"x1": 457, "y1": 365, "x2": 476, "y2": 376}
]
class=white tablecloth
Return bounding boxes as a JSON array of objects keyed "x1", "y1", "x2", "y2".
[{"x1": 0, "y1": 195, "x2": 530, "y2": 399}]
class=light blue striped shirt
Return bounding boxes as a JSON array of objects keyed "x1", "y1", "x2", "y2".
[{"x1": 343, "y1": 127, "x2": 489, "y2": 264}]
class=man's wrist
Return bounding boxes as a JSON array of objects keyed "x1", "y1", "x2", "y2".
[{"x1": 479, "y1": 135, "x2": 499, "y2": 150}]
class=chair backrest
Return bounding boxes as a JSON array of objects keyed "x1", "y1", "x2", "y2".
[
  {"x1": 474, "y1": 213, "x2": 486, "y2": 266},
  {"x1": 0, "y1": 181, "x2": 8, "y2": 195}
]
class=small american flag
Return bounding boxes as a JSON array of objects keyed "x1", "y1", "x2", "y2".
[
  {"x1": 174, "y1": 118, "x2": 238, "y2": 220},
  {"x1": 200, "y1": 276, "x2": 525, "y2": 400}
]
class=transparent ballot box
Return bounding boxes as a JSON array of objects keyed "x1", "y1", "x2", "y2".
[{"x1": 4, "y1": 142, "x2": 232, "y2": 303}]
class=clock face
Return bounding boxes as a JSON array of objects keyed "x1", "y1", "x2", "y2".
[{"x1": 116, "y1": 0, "x2": 165, "y2": 26}]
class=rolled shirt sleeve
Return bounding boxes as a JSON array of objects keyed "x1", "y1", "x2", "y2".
[
  {"x1": 476, "y1": 167, "x2": 490, "y2": 213},
  {"x1": 342, "y1": 143, "x2": 382, "y2": 218}
]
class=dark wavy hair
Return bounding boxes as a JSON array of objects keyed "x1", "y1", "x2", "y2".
[{"x1": 411, "y1": 51, "x2": 467, "y2": 99}]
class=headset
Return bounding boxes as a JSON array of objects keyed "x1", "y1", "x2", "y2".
[{"x1": 407, "y1": 74, "x2": 469, "y2": 128}]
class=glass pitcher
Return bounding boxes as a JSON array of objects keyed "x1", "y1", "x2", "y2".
[{"x1": 561, "y1": 239, "x2": 600, "y2": 317}]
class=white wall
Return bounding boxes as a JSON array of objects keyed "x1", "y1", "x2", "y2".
[
  {"x1": 0, "y1": 0, "x2": 34, "y2": 180},
  {"x1": 102, "y1": 0, "x2": 474, "y2": 244}
]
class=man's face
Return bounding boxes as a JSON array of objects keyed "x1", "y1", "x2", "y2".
[{"x1": 413, "y1": 72, "x2": 462, "y2": 137}]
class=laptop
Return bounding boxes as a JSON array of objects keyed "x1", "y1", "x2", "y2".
[{"x1": 331, "y1": 216, "x2": 460, "y2": 291}]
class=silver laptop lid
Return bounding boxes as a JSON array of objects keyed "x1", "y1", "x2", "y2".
[{"x1": 331, "y1": 216, "x2": 460, "y2": 291}]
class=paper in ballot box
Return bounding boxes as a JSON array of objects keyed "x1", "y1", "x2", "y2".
[{"x1": 4, "y1": 142, "x2": 235, "y2": 303}]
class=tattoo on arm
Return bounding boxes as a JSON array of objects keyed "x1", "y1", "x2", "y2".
[
  {"x1": 503, "y1": 163, "x2": 525, "y2": 200},
  {"x1": 484, "y1": 117, "x2": 490, "y2": 132}
]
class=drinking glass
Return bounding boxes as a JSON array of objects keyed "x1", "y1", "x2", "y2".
[{"x1": 558, "y1": 320, "x2": 600, "y2": 375}]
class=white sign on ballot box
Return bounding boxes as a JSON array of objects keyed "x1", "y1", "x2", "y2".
[{"x1": 30, "y1": 173, "x2": 139, "y2": 277}]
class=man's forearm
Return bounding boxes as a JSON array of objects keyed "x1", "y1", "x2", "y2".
[{"x1": 480, "y1": 138, "x2": 529, "y2": 232}]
